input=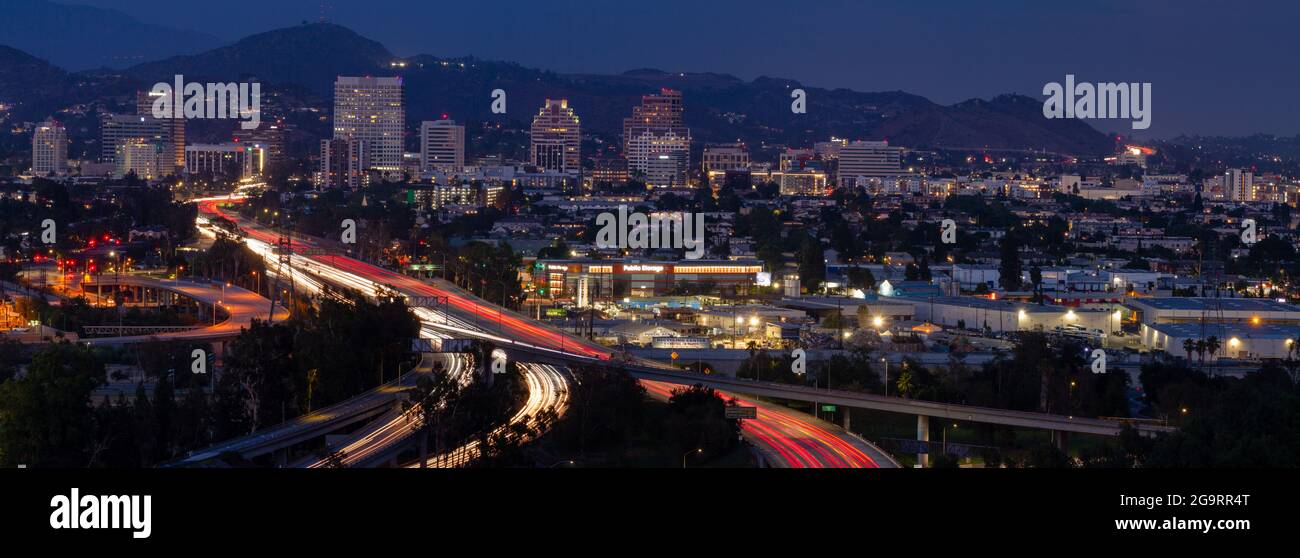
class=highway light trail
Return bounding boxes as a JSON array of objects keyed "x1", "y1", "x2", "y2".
[
  {"x1": 408, "y1": 362, "x2": 570, "y2": 468},
  {"x1": 300, "y1": 353, "x2": 473, "y2": 468},
  {"x1": 199, "y1": 198, "x2": 609, "y2": 360},
  {"x1": 641, "y1": 380, "x2": 877, "y2": 468},
  {"x1": 198, "y1": 198, "x2": 575, "y2": 467},
  {"x1": 197, "y1": 198, "x2": 873, "y2": 469}
]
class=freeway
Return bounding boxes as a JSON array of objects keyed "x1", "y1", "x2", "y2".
[
  {"x1": 629, "y1": 366, "x2": 1176, "y2": 437},
  {"x1": 296, "y1": 352, "x2": 475, "y2": 468},
  {"x1": 641, "y1": 380, "x2": 884, "y2": 468},
  {"x1": 197, "y1": 197, "x2": 888, "y2": 468},
  {"x1": 171, "y1": 352, "x2": 440, "y2": 465},
  {"x1": 195, "y1": 197, "x2": 581, "y2": 467},
  {"x1": 198, "y1": 197, "x2": 610, "y2": 360},
  {"x1": 407, "y1": 362, "x2": 571, "y2": 468}
]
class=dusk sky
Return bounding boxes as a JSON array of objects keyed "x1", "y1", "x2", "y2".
[{"x1": 63, "y1": 0, "x2": 1300, "y2": 137}]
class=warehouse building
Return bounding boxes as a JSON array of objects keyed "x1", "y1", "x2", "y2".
[
  {"x1": 899, "y1": 296, "x2": 1116, "y2": 334},
  {"x1": 1141, "y1": 322, "x2": 1300, "y2": 360},
  {"x1": 1125, "y1": 297, "x2": 1300, "y2": 326}
]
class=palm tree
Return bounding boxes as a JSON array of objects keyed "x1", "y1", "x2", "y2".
[
  {"x1": 1205, "y1": 336, "x2": 1221, "y2": 375},
  {"x1": 1183, "y1": 339, "x2": 1195, "y2": 363},
  {"x1": 1194, "y1": 340, "x2": 1207, "y2": 368}
]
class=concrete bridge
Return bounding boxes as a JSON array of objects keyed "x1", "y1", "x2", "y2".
[{"x1": 78, "y1": 275, "x2": 288, "y2": 346}]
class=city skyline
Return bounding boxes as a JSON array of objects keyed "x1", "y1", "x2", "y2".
[
  {"x1": 0, "y1": 2, "x2": 1296, "y2": 545},
  {"x1": 11, "y1": 0, "x2": 1297, "y2": 138}
]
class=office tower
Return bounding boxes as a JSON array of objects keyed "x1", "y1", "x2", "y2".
[
  {"x1": 185, "y1": 143, "x2": 266, "y2": 178},
  {"x1": 623, "y1": 89, "x2": 691, "y2": 188},
  {"x1": 137, "y1": 90, "x2": 185, "y2": 170},
  {"x1": 702, "y1": 143, "x2": 749, "y2": 189},
  {"x1": 332, "y1": 76, "x2": 404, "y2": 178},
  {"x1": 419, "y1": 119, "x2": 465, "y2": 173},
  {"x1": 837, "y1": 140, "x2": 903, "y2": 187},
  {"x1": 31, "y1": 120, "x2": 67, "y2": 176},
  {"x1": 623, "y1": 88, "x2": 686, "y2": 148},
  {"x1": 101, "y1": 114, "x2": 174, "y2": 177},
  {"x1": 702, "y1": 143, "x2": 749, "y2": 174},
  {"x1": 778, "y1": 170, "x2": 830, "y2": 196},
  {"x1": 1224, "y1": 169, "x2": 1255, "y2": 202},
  {"x1": 588, "y1": 155, "x2": 629, "y2": 187},
  {"x1": 626, "y1": 131, "x2": 690, "y2": 188},
  {"x1": 813, "y1": 138, "x2": 847, "y2": 160},
  {"x1": 317, "y1": 138, "x2": 369, "y2": 189},
  {"x1": 115, "y1": 139, "x2": 170, "y2": 180},
  {"x1": 779, "y1": 148, "x2": 814, "y2": 171},
  {"x1": 232, "y1": 122, "x2": 285, "y2": 165},
  {"x1": 529, "y1": 100, "x2": 581, "y2": 173}
]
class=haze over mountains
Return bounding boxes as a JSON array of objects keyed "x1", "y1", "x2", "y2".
[
  {"x1": 0, "y1": 0, "x2": 224, "y2": 71},
  {"x1": 0, "y1": 18, "x2": 1114, "y2": 155}
]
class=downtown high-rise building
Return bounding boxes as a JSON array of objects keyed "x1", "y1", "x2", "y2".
[
  {"x1": 331, "y1": 76, "x2": 404, "y2": 180},
  {"x1": 318, "y1": 138, "x2": 370, "y2": 189},
  {"x1": 100, "y1": 114, "x2": 174, "y2": 177},
  {"x1": 232, "y1": 122, "x2": 286, "y2": 166},
  {"x1": 529, "y1": 99, "x2": 581, "y2": 173},
  {"x1": 837, "y1": 140, "x2": 903, "y2": 188},
  {"x1": 622, "y1": 89, "x2": 691, "y2": 188},
  {"x1": 115, "y1": 138, "x2": 170, "y2": 180},
  {"x1": 31, "y1": 120, "x2": 67, "y2": 176},
  {"x1": 1223, "y1": 169, "x2": 1255, "y2": 202},
  {"x1": 137, "y1": 90, "x2": 186, "y2": 170},
  {"x1": 419, "y1": 119, "x2": 465, "y2": 173}
]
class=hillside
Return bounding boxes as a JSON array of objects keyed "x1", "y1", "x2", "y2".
[
  {"x1": 1, "y1": 22, "x2": 1113, "y2": 156},
  {"x1": 0, "y1": 0, "x2": 223, "y2": 70}
]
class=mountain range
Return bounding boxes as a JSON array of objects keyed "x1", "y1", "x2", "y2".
[
  {"x1": 0, "y1": 0, "x2": 224, "y2": 71},
  {"x1": 0, "y1": 21, "x2": 1114, "y2": 156}
]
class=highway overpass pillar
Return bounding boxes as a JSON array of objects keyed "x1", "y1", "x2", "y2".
[
  {"x1": 1051, "y1": 430, "x2": 1070, "y2": 453},
  {"x1": 841, "y1": 408, "x2": 851, "y2": 432},
  {"x1": 916, "y1": 415, "x2": 930, "y2": 468}
]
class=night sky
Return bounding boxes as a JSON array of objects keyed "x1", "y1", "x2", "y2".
[{"x1": 73, "y1": 0, "x2": 1300, "y2": 138}]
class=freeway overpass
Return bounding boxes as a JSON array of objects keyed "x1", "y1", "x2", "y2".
[
  {"x1": 168, "y1": 352, "x2": 446, "y2": 466},
  {"x1": 79, "y1": 275, "x2": 288, "y2": 346}
]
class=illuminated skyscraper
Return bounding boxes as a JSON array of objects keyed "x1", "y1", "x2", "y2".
[
  {"x1": 837, "y1": 140, "x2": 902, "y2": 188},
  {"x1": 332, "y1": 76, "x2": 404, "y2": 179},
  {"x1": 623, "y1": 89, "x2": 690, "y2": 187},
  {"x1": 420, "y1": 119, "x2": 465, "y2": 173},
  {"x1": 31, "y1": 120, "x2": 66, "y2": 176},
  {"x1": 529, "y1": 99, "x2": 580, "y2": 173},
  {"x1": 137, "y1": 90, "x2": 186, "y2": 170}
]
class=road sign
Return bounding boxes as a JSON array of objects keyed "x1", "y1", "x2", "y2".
[
  {"x1": 725, "y1": 406, "x2": 757, "y2": 419},
  {"x1": 820, "y1": 404, "x2": 837, "y2": 412},
  {"x1": 670, "y1": 351, "x2": 679, "y2": 362}
]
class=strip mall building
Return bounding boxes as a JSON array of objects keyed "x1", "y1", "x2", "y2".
[{"x1": 534, "y1": 259, "x2": 762, "y2": 301}]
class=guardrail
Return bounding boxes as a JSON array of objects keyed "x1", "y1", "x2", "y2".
[{"x1": 83, "y1": 325, "x2": 204, "y2": 336}]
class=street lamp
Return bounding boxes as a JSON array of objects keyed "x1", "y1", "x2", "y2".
[
  {"x1": 682, "y1": 448, "x2": 702, "y2": 468},
  {"x1": 880, "y1": 356, "x2": 889, "y2": 397},
  {"x1": 943, "y1": 422, "x2": 958, "y2": 455}
]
